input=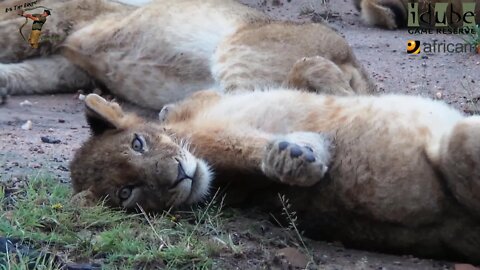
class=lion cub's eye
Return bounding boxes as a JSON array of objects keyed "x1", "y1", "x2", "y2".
[
  {"x1": 119, "y1": 186, "x2": 132, "y2": 200},
  {"x1": 131, "y1": 134, "x2": 144, "y2": 152}
]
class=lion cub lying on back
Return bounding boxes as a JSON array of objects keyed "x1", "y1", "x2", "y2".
[{"x1": 71, "y1": 90, "x2": 480, "y2": 262}]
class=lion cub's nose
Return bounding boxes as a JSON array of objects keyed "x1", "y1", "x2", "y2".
[
  {"x1": 177, "y1": 162, "x2": 192, "y2": 181},
  {"x1": 171, "y1": 162, "x2": 193, "y2": 189}
]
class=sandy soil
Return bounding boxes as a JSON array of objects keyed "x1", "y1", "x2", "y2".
[{"x1": 1, "y1": 0, "x2": 479, "y2": 269}]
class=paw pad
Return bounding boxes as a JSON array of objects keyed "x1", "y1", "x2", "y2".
[
  {"x1": 278, "y1": 142, "x2": 316, "y2": 162},
  {"x1": 278, "y1": 141, "x2": 289, "y2": 151},
  {"x1": 304, "y1": 152, "x2": 316, "y2": 162},
  {"x1": 262, "y1": 133, "x2": 332, "y2": 187},
  {"x1": 289, "y1": 144, "x2": 303, "y2": 158}
]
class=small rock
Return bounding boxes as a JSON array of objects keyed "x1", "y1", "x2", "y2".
[
  {"x1": 41, "y1": 136, "x2": 61, "y2": 144},
  {"x1": 21, "y1": 120, "x2": 32, "y2": 130},
  {"x1": 435, "y1": 91, "x2": 443, "y2": 99},
  {"x1": 70, "y1": 189, "x2": 97, "y2": 207},
  {"x1": 19, "y1": 100, "x2": 32, "y2": 107},
  {"x1": 271, "y1": 0, "x2": 281, "y2": 6},
  {"x1": 0, "y1": 238, "x2": 60, "y2": 267},
  {"x1": 29, "y1": 162, "x2": 42, "y2": 169},
  {"x1": 57, "y1": 165, "x2": 69, "y2": 172},
  {"x1": 275, "y1": 247, "x2": 309, "y2": 268},
  {"x1": 0, "y1": 237, "x2": 21, "y2": 254},
  {"x1": 58, "y1": 119, "x2": 66, "y2": 123},
  {"x1": 78, "y1": 94, "x2": 86, "y2": 101}
]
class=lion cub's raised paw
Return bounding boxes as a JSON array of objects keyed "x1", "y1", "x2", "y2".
[{"x1": 261, "y1": 132, "x2": 332, "y2": 187}]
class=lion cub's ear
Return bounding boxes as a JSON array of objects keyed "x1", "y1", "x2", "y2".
[{"x1": 84, "y1": 94, "x2": 141, "y2": 135}]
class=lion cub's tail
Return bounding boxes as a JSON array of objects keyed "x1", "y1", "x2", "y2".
[{"x1": 355, "y1": 0, "x2": 407, "y2": 29}]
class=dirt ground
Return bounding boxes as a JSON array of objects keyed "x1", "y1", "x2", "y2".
[{"x1": 1, "y1": 0, "x2": 480, "y2": 269}]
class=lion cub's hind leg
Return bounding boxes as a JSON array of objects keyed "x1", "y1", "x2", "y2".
[
  {"x1": 440, "y1": 116, "x2": 480, "y2": 216},
  {"x1": 285, "y1": 56, "x2": 355, "y2": 95},
  {"x1": 262, "y1": 132, "x2": 333, "y2": 187}
]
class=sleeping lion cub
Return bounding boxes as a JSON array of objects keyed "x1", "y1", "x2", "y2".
[
  {"x1": 0, "y1": 0, "x2": 374, "y2": 108},
  {"x1": 71, "y1": 90, "x2": 480, "y2": 262}
]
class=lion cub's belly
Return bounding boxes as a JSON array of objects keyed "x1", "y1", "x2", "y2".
[
  {"x1": 321, "y1": 95, "x2": 462, "y2": 224},
  {"x1": 205, "y1": 91, "x2": 464, "y2": 223}
]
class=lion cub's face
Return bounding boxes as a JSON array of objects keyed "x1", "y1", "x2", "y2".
[{"x1": 70, "y1": 94, "x2": 212, "y2": 211}]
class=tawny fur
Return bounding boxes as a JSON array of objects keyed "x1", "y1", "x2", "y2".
[
  {"x1": 72, "y1": 90, "x2": 480, "y2": 263},
  {"x1": 0, "y1": 0, "x2": 375, "y2": 108},
  {"x1": 354, "y1": 0, "x2": 479, "y2": 29}
]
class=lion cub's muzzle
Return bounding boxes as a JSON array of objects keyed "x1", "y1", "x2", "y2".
[{"x1": 170, "y1": 158, "x2": 195, "y2": 189}]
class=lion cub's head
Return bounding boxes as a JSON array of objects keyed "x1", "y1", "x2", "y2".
[{"x1": 70, "y1": 94, "x2": 212, "y2": 211}]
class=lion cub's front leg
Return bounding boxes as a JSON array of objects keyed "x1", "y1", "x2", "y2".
[{"x1": 262, "y1": 132, "x2": 333, "y2": 187}]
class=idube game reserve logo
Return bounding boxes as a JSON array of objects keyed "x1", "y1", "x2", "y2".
[{"x1": 406, "y1": 2, "x2": 478, "y2": 54}]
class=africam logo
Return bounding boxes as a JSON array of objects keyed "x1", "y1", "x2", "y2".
[
  {"x1": 406, "y1": 39, "x2": 477, "y2": 54},
  {"x1": 407, "y1": 40, "x2": 421, "y2": 54}
]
